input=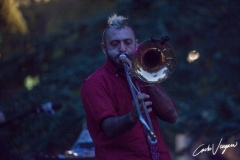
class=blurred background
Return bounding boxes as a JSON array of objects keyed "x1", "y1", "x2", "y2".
[{"x1": 0, "y1": 0, "x2": 240, "y2": 160}]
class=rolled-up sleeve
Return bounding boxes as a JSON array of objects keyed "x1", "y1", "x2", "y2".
[{"x1": 81, "y1": 79, "x2": 117, "y2": 132}]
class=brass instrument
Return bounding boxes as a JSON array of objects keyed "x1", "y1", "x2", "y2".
[{"x1": 119, "y1": 36, "x2": 176, "y2": 144}]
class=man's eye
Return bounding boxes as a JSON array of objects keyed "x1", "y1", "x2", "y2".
[
  {"x1": 125, "y1": 40, "x2": 132, "y2": 45},
  {"x1": 111, "y1": 41, "x2": 119, "y2": 46}
]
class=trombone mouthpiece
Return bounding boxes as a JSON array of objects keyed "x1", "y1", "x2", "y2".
[
  {"x1": 119, "y1": 53, "x2": 127, "y2": 60},
  {"x1": 119, "y1": 54, "x2": 127, "y2": 64}
]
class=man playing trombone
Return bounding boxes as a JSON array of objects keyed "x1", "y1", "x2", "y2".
[{"x1": 81, "y1": 14, "x2": 177, "y2": 160}]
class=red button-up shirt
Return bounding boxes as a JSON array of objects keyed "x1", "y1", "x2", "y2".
[{"x1": 81, "y1": 60, "x2": 172, "y2": 160}]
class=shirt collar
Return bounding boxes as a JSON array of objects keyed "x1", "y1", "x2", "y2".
[
  {"x1": 104, "y1": 59, "x2": 125, "y2": 77},
  {"x1": 104, "y1": 59, "x2": 118, "y2": 75}
]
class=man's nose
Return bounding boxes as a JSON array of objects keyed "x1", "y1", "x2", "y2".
[{"x1": 119, "y1": 42, "x2": 126, "y2": 52}]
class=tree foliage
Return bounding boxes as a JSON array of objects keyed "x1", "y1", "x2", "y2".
[{"x1": 0, "y1": 0, "x2": 28, "y2": 34}]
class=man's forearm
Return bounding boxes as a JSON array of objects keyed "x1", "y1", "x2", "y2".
[
  {"x1": 145, "y1": 85, "x2": 177, "y2": 123},
  {"x1": 102, "y1": 112, "x2": 137, "y2": 138}
]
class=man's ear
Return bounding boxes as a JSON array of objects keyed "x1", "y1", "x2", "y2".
[{"x1": 101, "y1": 42, "x2": 106, "y2": 55}]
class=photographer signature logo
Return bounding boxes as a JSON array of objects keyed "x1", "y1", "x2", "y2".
[{"x1": 193, "y1": 138, "x2": 238, "y2": 156}]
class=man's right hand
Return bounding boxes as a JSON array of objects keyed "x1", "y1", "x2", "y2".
[{"x1": 129, "y1": 93, "x2": 152, "y2": 122}]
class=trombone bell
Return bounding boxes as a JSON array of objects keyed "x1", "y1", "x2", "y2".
[{"x1": 133, "y1": 39, "x2": 177, "y2": 83}]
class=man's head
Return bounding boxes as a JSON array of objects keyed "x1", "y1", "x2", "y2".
[{"x1": 101, "y1": 14, "x2": 137, "y2": 70}]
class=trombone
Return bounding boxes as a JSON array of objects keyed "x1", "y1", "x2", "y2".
[{"x1": 119, "y1": 36, "x2": 176, "y2": 144}]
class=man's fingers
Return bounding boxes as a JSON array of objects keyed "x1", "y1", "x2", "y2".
[
  {"x1": 147, "y1": 107, "x2": 152, "y2": 113},
  {"x1": 143, "y1": 101, "x2": 152, "y2": 113},
  {"x1": 137, "y1": 93, "x2": 150, "y2": 100},
  {"x1": 144, "y1": 101, "x2": 152, "y2": 107}
]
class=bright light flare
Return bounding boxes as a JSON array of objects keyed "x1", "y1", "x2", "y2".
[
  {"x1": 34, "y1": 0, "x2": 50, "y2": 3},
  {"x1": 187, "y1": 50, "x2": 200, "y2": 63},
  {"x1": 24, "y1": 75, "x2": 40, "y2": 90}
]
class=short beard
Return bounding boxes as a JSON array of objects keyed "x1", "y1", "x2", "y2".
[{"x1": 106, "y1": 51, "x2": 123, "y2": 71}]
